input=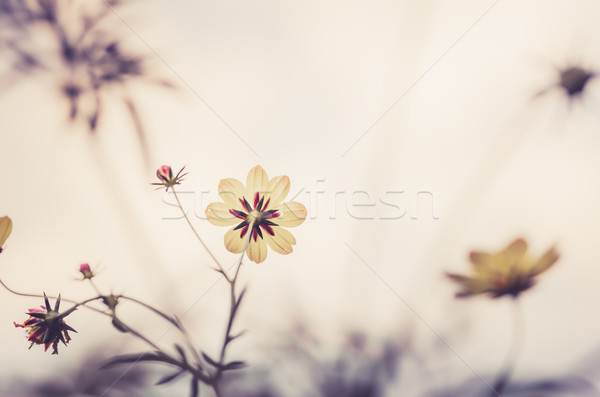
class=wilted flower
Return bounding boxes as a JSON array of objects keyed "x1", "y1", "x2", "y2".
[
  {"x1": 0, "y1": 216, "x2": 12, "y2": 253},
  {"x1": 151, "y1": 165, "x2": 187, "y2": 191},
  {"x1": 206, "y1": 165, "x2": 307, "y2": 263},
  {"x1": 14, "y1": 294, "x2": 77, "y2": 354},
  {"x1": 446, "y1": 238, "x2": 559, "y2": 299},
  {"x1": 79, "y1": 263, "x2": 94, "y2": 280}
]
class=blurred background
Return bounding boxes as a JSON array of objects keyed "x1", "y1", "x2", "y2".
[{"x1": 1, "y1": 0, "x2": 600, "y2": 395}]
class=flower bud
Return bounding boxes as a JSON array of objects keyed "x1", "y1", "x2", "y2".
[{"x1": 79, "y1": 263, "x2": 94, "y2": 280}]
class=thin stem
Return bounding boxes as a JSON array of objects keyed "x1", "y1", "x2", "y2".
[
  {"x1": 1, "y1": 279, "x2": 198, "y2": 379},
  {"x1": 0, "y1": 278, "x2": 107, "y2": 316},
  {"x1": 211, "y1": 232, "x2": 251, "y2": 396},
  {"x1": 171, "y1": 187, "x2": 230, "y2": 282},
  {"x1": 87, "y1": 278, "x2": 102, "y2": 296},
  {"x1": 490, "y1": 298, "x2": 524, "y2": 396}
]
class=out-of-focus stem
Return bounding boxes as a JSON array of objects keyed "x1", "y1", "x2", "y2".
[{"x1": 490, "y1": 298, "x2": 524, "y2": 396}]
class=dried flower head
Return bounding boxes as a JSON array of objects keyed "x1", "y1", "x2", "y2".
[
  {"x1": 447, "y1": 238, "x2": 559, "y2": 299},
  {"x1": 0, "y1": 216, "x2": 12, "y2": 253},
  {"x1": 14, "y1": 294, "x2": 77, "y2": 354},
  {"x1": 206, "y1": 165, "x2": 307, "y2": 263},
  {"x1": 151, "y1": 165, "x2": 187, "y2": 192}
]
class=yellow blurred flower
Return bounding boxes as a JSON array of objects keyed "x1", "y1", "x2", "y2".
[
  {"x1": 0, "y1": 216, "x2": 12, "y2": 254},
  {"x1": 447, "y1": 238, "x2": 559, "y2": 299},
  {"x1": 205, "y1": 165, "x2": 307, "y2": 263}
]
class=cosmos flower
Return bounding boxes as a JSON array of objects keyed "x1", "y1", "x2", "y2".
[
  {"x1": 205, "y1": 165, "x2": 307, "y2": 263},
  {"x1": 446, "y1": 238, "x2": 559, "y2": 299},
  {"x1": 151, "y1": 165, "x2": 187, "y2": 191},
  {"x1": 0, "y1": 216, "x2": 12, "y2": 254},
  {"x1": 14, "y1": 294, "x2": 77, "y2": 355}
]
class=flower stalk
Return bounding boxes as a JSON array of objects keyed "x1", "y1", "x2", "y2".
[{"x1": 490, "y1": 299, "x2": 524, "y2": 396}]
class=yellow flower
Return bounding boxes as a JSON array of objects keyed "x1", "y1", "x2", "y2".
[
  {"x1": 446, "y1": 238, "x2": 559, "y2": 299},
  {"x1": 205, "y1": 165, "x2": 307, "y2": 263},
  {"x1": 0, "y1": 216, "x2": 12, "y2": 254}
]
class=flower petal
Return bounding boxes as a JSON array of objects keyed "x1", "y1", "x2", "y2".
[
  {"x1": 528, "y1": 245, "x2": 559, "y2": 277},
  {"x1": 469, "y1": 251, "x2": 493, "y2": 274},
  {"x1": 266, "y1": 227, "x2": 296, "y2": 255},
  {"x1": 206, "y1": 202, "x2": 239, "y2": 226},
  {"x1": 219, "y1": 178, "x2": 246, "y2": 207},
  {"x1": 502, "y1": 238, "x2": 528, "y2": 259},
  {"x1": 276, "y1": 201, "x2": 307, "y2": 227},
  {"x1": 224, "y1": 227, "x2": 246, "y2": 254},
  {"x1": 267, "y1": 175, "x2": 290, "y2": 207},
  {"x1": 246, "y1": 165, "x2": 269, "y2": 195},
  {"x1": 446, "y1": 273, "x2": 491, "y2": 297},
  {"x1": 0, "y1": 216, "x2": 12, "y2": 248},
  {"x1": 247, "y1": 236, "x2": 268, "y2": 263}
]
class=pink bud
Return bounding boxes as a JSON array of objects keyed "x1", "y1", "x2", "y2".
[
  {"x1": 79, "y1": 263, "x2": 94, "y2": 279},
  {"x1": 156, "y1": 165, "x2": 173, "y2": 183}
]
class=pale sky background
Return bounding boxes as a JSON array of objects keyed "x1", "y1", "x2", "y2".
[{"x1": 1, "y1": 0, "x2": 600, "y2": 395}]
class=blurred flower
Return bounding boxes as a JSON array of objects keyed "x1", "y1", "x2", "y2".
[
  {"x1": 151, "y1": 165, "x2": 187, "y2": 191},
  {"x1": 206, "y1": 165, "x2": 307, "y2": 263},
  {"x1": 558, "y1": 66, "x2": 595, "y2": 98},
  {"x1": 446, "y1": 238, "x2": 559, "y2": 299},
  {"x1": 14, "y1": 294, "x2": 77, "y2": 355},
  {"x1": 79, "y1": 263, "x2": 94, "y2": 280},
  {"x1": 0, "y1": 215, "x2": 12, "y2": 253},
  {"x1": 0, "y1": 0, "x2": 174, "y2": 166},
  {"x1": 537, "y1": 63, "x2": 596, "y2": 103}
]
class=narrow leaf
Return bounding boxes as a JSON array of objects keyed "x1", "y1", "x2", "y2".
[
  {"x1": 156, "y1": 369, "x2": 186, "y2": 385},
  {"x1": 223, "y1": 361, "x2": 247, "y2": 371},
  {"x1": 100, "y1": 351, "x2": 178, "y2": 369},
  {"x1": 175, "y1": 344, "x2": 187, "y2": 363},
  {"x1": 201, "y1": 352, "x2": 220, "y2": 368}
]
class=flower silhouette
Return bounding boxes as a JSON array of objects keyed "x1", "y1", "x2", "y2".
[
  {"x1": 447, "y1": 238, "x2": 559, "y2": 299},
  {"x1": 206, "y1": 165, "x2": 306, "y2": 263}
]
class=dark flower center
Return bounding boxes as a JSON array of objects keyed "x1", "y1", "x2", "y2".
[{"x1": 229, "y1": 192, "x2": 280, "y2": 242}]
